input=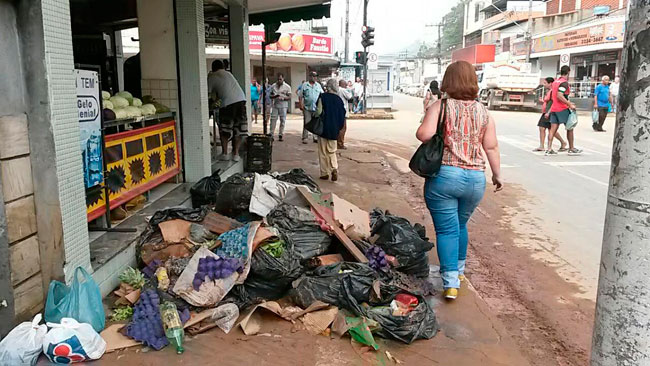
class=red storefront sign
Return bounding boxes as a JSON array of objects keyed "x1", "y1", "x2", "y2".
[
  {"x1": 451, "y1": 44, "x2": 496, "y2": 65},
  {"x1": 249, "y1": 30, "x2": 333, "y2": 56}
]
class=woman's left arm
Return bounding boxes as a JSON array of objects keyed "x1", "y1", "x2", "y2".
[
  {"x1": 316, "y1": 98, "x2": 323, "y2": 116},
  {"x1": 416, "y1": 99, "x2": 441, "y2": 142}
]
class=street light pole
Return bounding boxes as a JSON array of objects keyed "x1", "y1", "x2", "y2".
[
  {"x1": 591, "y1": 1, "x2": 650, "y2": 364},
  {"x1": 525, "y1": 0, "x2": 532, "y2": 63},
  {"x1": 362, "y1": 0, "x2": 368, "y2": 114},
  {"x1": 344, "y1": 0, "x2": 350, "y2": 63}
]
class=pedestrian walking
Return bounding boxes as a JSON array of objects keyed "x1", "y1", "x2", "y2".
[
  {"x1": 299, "y1": 71, "x2": 323, "y2": 144},
  {"x1": 416, "y1": 61, "x2": 503, "y2": 300},
  {"x1": 269, "y1": 74, "x2": 291, "y2": 141},
  {"x1": 593, "y1": 76, "x2": 612, "y2": 132},
  {"x1": 546, "y1": 65, "x2": 582, "y2": 156},
  {"x1": 250, "y1": 78, "x2": 261, "y2": 124},
  {"x1": 610, "y1": 76, "x2": 620, "y2": 113},
  {"x1": 208, "y1": 60, "x2": 247, "y2": 162},
  {"x1": 337, "y1": 79, "x2": 353, "y2": 149},
  {"x1": 315, "y1": 78, "x2": 346, "y2": 181},
  {"x1": 423, "y1": 80, "x2": 442, "y2": 112},
  {"x1": 263, "y1": 78, "x2": 272, "y2": 127},
  {"x1": 353, "y1": 77, "x2": 363, "y2": 112},
  {"x1": 353, "y1": 80, "x2": 365, "y2": 114},
  {"x1": 534, "y1": 77, "x2": 567, "y2": 152}
]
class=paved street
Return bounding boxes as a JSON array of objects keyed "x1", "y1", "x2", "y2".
[{"x1": 277, "y1": 93, "x2": 614, "y2": 300}]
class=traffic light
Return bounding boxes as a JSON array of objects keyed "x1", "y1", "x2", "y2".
[
  {"x1": 355, "y1": 51, "x2": 365, "y2": 64},
  {"x1": 361, "y1": 26, "x2": 375, "y2": 48}
]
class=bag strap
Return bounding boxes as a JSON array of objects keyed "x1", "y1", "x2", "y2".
[{"x1": 436, "y1": 99, "x2": 447, "y2": 137}]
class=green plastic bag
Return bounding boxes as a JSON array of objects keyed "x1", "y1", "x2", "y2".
[
  {"x1": 347, "y1": 316, "x2": 380, "y2": 351},
  {"x1": 44, "y1": 267, "x2": 106, "y2": 332}
]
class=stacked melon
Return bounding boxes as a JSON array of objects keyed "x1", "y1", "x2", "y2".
[{"x1": 102, "y1": 90, "x2": 157, "y2": 120}]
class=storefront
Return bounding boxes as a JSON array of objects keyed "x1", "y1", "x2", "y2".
[{"x1": 0, "y1": 0, "x2": 330, "y2": 333}]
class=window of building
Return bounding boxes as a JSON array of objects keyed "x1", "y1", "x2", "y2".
[{"x1": 475, "y1": 3, "x2": 481, "y2": 22}]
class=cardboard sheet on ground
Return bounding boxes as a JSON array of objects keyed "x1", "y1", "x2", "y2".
[
  {"x1": 331, "y1": 194, "x2": 371, "y2": 240},
  {"x1": 100, "y1": 324, "x2": 140, "y2": 353},
  {"x1": 158, "y1": 219, "x2": 191, "y2": 242},
  {"x1": 238, "y1": 301, "x2": 334, "y2": 335},
  {"x1": 202, "y1": 212, "x2": 243, "y2": 234}
]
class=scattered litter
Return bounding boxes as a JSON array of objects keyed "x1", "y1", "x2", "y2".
[{"x1": 386, "y1": 351, "x2": 403, "y2": 364}]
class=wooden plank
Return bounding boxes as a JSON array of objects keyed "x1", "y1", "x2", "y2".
[
  {"x1": 0, "y1": 114, "x2": 30, "y2": 159},
  {"x1": 0, "y1": 156, "x2": 34, "y2": 202},
  {"x1": 5, "y1": 195, "x2": 37, "y2": 243},
  {"x1": 297, "y1": 187, "x2": 368, "y2": 263},
  {"x1": 13, "y1": 273, "x2": 43, "y2": 318},
  {"x1": 10, "y1": 236, "x2": 41, "y2": 286},
  {"x1": 0, "y1": 172, "x2": 16, "y2": 336}
]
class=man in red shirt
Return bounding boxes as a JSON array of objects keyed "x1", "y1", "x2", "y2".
[{"x1": 547, "y1": 65, "x2": 582, "y2": 155}]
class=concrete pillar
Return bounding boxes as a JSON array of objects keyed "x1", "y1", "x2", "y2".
[
  {"x1": 229, "y1": 2, "x2": 252, "y2": 128},
  {"x1": 175, "y1": 0, "x2": 211, "y2": 181}
]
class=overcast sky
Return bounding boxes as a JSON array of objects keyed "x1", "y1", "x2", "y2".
[{"x1": 329, "y1": 0, "x2": 460, "y2": 57}]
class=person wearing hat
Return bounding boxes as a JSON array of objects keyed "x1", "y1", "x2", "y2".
[{"x1": 299, "y1": 71, "x2": 324, "y2": 144}]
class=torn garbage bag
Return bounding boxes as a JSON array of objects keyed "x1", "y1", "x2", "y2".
[
  {"x1": 214, "y1": 173, "x2": 255, "y2": 219},
  {"x1": 190, "y1": 169, "x2": 222, "y2": 208},
  {"x1": 229, "y1": 240, "x2": 303, "y2": 307},
  {"x1": 370, "y1": 209, "x2": 434, "y2": 278},
  {"x1": 249, "y1": 174, "x2": 316, "y2": 217},
  {"x1": 266, "y1": 203, "x2": 331, "y2": 261},
  {"x1": 273, "y1": 168, "x2": 321, "y2": 193}
]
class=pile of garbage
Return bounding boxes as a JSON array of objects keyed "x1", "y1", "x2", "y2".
[{"x1": 0, "y1": 168, "x2": 439, "y2": 363}]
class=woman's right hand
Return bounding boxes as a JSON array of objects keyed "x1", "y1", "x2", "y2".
[{"x1": 492, "y1": 175, "x2": 503, "y2": 192}]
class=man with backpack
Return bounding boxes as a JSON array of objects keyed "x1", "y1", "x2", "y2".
[{"x1": 546, "y1": 65, "x2": 582, "y2": 156}]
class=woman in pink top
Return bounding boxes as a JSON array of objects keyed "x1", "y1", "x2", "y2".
[{"x1": 416, "y1": 61, "x2": 503, "y2": 300}]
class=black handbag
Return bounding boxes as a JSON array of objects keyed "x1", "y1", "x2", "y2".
[
  {"x1": 304, "y1": 113, "x2": 324, "y2": 136},
  {"x1": 409, "y1": 99, "x2": 447, "y2": 178}
]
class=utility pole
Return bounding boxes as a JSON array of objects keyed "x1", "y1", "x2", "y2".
[
  {"x1": 591, "y1": 1, "x2": 650, "y2": 364},
  {"x1": 425, "y1": 23, "x2": 444, "y2": 74},
  {"x1": 525, "y1": 0, "x2": 532, "y2": 63},
  {"x1": 344, "y1": 0, "x2": 350, "y2": 63},
  {"x1": 362, "y1": 0, "x2": 368, "y2": 114}
]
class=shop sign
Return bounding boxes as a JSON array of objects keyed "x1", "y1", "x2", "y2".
[
  {"x1": 593, "y1": 5, "x2": 611, "y2": 15},
  {"x1": 560, "y1": 53, "x2": 571, "y2": 67},
  {"x1": 205, "y1": 20, "x2": 229, "y2": 45},
  {"x1": 76, "y1": 69, "x2": 103, "y2": 189},
  {"x1": 368, "y1": 53, "x2": 378, "y2": 70},
  {"x1": 249, "y1": 30, "x2": 333, "y2": 56},
  {"x1": 531, "y1": 21, "x2": 624, "y2": 53},
  {"x1": 593, "y1": 51, "x2": 619, "y2": 62}
]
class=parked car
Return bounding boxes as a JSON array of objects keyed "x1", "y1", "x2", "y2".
[{"x1": 406, "y1": 84, "x2": 419, "y2": 96}]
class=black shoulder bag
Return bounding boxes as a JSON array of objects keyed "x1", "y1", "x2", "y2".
[
  {"x1": 409, "y1": 98, "x2": 447, "y2": 178},
  {"x1": 305, "y1": 96, "x2": 324, "y2": 136}
]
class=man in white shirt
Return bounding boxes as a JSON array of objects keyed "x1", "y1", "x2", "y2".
[
  {"x1": 269, "y1": 73, "x2": 292, "y2": 141},
  {"x1": 609, "y1": 76, "x2": 620, "y2": 113},
  {"x1": 208, "y1": 60, "x2": 247, "y2": 162},
  {"x1": 337, "y1": 79, "x2": 353, "y2": 149},
  {"x1": 353, "y1": 77, "x2": 363, "y2": 112}
]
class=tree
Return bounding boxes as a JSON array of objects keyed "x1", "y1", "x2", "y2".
[
  {"x1": 590, "y1": 1, "x2": 650, "y2": 364},
  {"x1": 440, "y1": 1, "x2": 464, "y2": 51}
]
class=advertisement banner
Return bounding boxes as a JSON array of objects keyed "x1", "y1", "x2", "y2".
[
  {"x1": 532, "y1": 22, "x2": 624, "y2": 53},
  {"x1": 205, "y1": 20, "x2": 229, "y2": 45},
  {"x1": 249, "y1": 30, "x2": 333, "y2": 56},
  {"x1": 76, "y1": 69, "x2": 103, "y2": 189}
]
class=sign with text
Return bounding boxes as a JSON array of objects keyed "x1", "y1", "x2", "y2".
[
  {"x1": 367, "y1": 53, "x2": 378, "y2": 70},
  {"x1": 531, "y1": 21, "x2": 624, "y2": 53},
  {"x1": 205, "y1": 20, "x2": 229, "y2": 45},
  {"x1": 76, "y1": 69, "x2": 103, "y2": 189},
  {"x1": 249, "y1": 30, "x2": 333, "y2": 56}
]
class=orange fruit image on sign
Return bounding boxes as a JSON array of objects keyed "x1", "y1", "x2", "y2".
[
  {"x1": 268, "y1": 43, "x2": 278, "y2": 51},
  {"x1": 291, "y1": 34, "x2": 305, "y2": 52},
  {"x1": 278, "y1": 34, "x2": 292, "y2": 51}
]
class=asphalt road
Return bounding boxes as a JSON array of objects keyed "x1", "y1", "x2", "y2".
[{"x1": 269, "y1": 92, "x2": 614, "y2": 299}]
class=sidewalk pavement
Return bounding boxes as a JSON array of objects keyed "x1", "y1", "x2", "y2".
[{"x1": 95, "y1": 133, "x2": 529, "y2": 366}]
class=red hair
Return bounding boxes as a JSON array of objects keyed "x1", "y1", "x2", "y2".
[{"x1": 441, "y1": 61, "x2": 479, "y2": 101}]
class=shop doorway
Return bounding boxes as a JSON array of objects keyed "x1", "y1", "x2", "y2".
[
  {"x1": 576, "y1": 65, "x2": 592, "y2": 81},
  {"x1": 598, "y1": 63, "x2": 616, "y2": 80},
  {"x1": 253, "y1": 66, "x2": 291, "y2": 86}
]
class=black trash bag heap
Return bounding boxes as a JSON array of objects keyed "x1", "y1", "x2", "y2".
[
  {"x1": 370, "y1": 209, "x2": 434, "y2": 278},
  {"x1": 274, "y1": 168, "x2": 321, "y2": 193},
  {"x1": 214, "y1": 173, "x2": 256, "y2": 220},
  {"x1": 266, "y1": 203, "x2": 332, "y2": 262},
  {"x1": 190, "y1": 169, "x2": 222, "y2": 208},
  {"x1": 229, "y1": 238, "x2": 304, "y2": 308}
]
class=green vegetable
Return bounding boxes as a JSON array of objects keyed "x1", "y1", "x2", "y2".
[
  {"x1": 111, "y1": 306, "x2": 134, "y2": 321},
  {"x1": 103, "y1": 100, "x2": 114, "y2": 110},
  {"x1": 140, "y1": 104, "x2": 156, "y2": 116},
  {"x1": 261, "y1": 240, "x2": 285, "y2": 258},
  {"x1": 152, "y1": 102, "x2": 170, "y2": 113},
  {"x1": 116, "y1": 91, "x2": 134, "y2": 104},
  {"x1": 119, "y1": 267, "x2": 145, "y2": 289},
  {"x1": 124, "y1": 106, "x2": 142, "y2": 118},
  {"x1": 131, "y1": 97, "x2": 142, "y2": 107},
  {"x1": 102, "y1": 91, "x2": 111, "y2": 100},
  {"x1": 114, "y1": 108, "x2": 128, "y2": 119},
  {"x1": 110, "y1": 96, "x2": 129, "y2": 108},
  {"x1": 142, "y1": 95, "x2": 155, "y2": 104}
]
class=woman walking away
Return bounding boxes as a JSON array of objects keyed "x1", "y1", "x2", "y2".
[
  {"x1": 416, "y1": 61, "x2": 503, "y2": 300},
  {"x1": 534, "y1": 77, "x2": 567, "y2": 152},
  {"x1": 423, "y1": 80, "x2": 443, "y2": 112},
  {"x1": 315, "y1": 78, "x2": 346, "y2": 181}
]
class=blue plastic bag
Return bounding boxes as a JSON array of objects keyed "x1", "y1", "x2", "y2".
[{"x1": 44, "y1": 267, "x2": 105, "y2": 333}]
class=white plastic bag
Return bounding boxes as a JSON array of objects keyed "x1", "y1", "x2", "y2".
[
  {"x1": 211, "y1": 303, "x2": 239, "y2": 334},
  {"x1": 0, "y1": 314, "x2": 47, "y2": 366},
  {"x1": 42, "y1": 318, "x2": 106, "y2": 363}
]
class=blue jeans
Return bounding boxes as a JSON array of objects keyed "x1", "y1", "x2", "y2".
[{"x1": 424, "y1": 165, "x2": 486, "y2": 289}]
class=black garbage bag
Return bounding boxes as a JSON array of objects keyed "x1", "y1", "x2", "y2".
[
  {"x1": 214, "y1": 173, "x2": 255, "y2": 218},
  {"x1": 230, "y1": 241, "x2": 304, "y2": 307},
  {"x1": 190, "y1": 169, "x2": 222, "y2": 208},
  {"x1": 274, "y1": 168, "x2": 321, "y2": 193},
  {"x1": 370, "y1": 209, "x2": 434, "y2": 278},
  {"x1": 136, "y1": 207, "x2": 207, "y2": 266},
  {"x1": 266, "y1": 203, "x2": 331, "y2": 261}
]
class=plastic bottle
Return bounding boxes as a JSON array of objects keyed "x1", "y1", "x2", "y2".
[{"x1": 159, "y1": 301, "x2": 185, "y2": 354}]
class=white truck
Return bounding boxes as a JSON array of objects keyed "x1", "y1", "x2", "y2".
[{"x1": 477, "y1": 63, "x2": 541, "y2": 111}]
